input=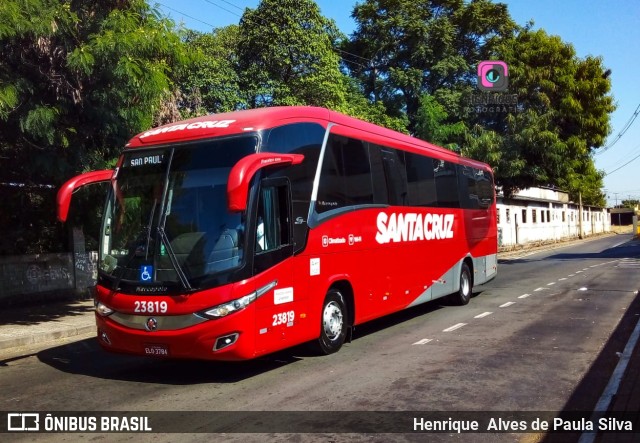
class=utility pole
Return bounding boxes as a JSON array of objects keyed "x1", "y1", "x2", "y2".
[{"x1": 578, "y1": 192, "x2": 583, "y2": 239}]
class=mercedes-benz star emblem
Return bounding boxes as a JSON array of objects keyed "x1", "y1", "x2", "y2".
[{"x1": 145, "y1": 317, "x2": 158, "y2": 331}]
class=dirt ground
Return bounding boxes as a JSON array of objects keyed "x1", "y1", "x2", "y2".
[{"x1": 609, "y1": 224, "x2": 634, "y2": 235}]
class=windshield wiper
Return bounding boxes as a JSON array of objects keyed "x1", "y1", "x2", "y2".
[
  {"x1": 144, "y1": 199, "x2": 158, "y2": 260},
  {"x1": 157, "y1": 226, "x2": 192, "y2": 291},
  {"x1": 154, "y1": 148, "x2": 193, "y2": 292}
]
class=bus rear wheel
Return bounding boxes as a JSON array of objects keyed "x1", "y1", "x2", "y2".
[
  {"x1": 315, "y1": 289, "x2": 348, "y2": 355},
  {"x1": 450, "y1": 262, "x2": 472, "y2": 306}
]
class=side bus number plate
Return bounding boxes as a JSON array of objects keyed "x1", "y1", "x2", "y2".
[{"x1": 144, "y1": 343, "x2": 169, "y2": 357}]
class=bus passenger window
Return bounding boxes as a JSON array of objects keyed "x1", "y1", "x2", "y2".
[
  {"x1": 316, "y1": 134, "x2": 373, "y2": 213},
  {"x1": 434, "y1": 160, "x2": 460, "y2": 208}
]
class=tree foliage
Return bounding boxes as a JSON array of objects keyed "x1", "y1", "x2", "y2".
[
  {"x1": 344, "y1": 0, "x2": 517, "y2": 132},
  {"x1": 0, "y1": 0, "x2": 619, "y2": 254},
  {"x1": 0, "y1": 0, "x2": 190, "y2": 253},
  {"x1": 0, "y1": 0, "x2": 189, "y2": 183},
  {"x1": 465, "y1": 29, "x2": 614, "y2": 205},
  {"x1": 414, "y1": 93, "x2": 466, "y2": 148},
  {"x1": 178, "y1": 27, "x2": 245, "y2": 116},
  {"x1": 232, "y1": 0, "x2": 407, "y2": 130},
  {"x1": 236, "y1": 0, "x2": 346, "y2": 108}
]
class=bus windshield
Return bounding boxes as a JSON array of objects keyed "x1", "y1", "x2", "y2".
[{"x1": 99, "y1": 136, "x2": 258, "y2": 289}]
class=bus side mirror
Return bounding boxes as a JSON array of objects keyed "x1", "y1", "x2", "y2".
[
  {"x1": 227, "y1": 153, "x2": 303, "y2": 212},
  {"x1": 57, "y1": 169, "x2": 114, "y2": 222}
]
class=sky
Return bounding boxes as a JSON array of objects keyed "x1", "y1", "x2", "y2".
[{"x1": 155, "y1": 0, "x2": 640, "y2": 207}]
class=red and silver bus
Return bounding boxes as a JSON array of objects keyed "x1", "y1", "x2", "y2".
[{"x1": 57, "y1": 106, "x2": 497, "y2": 360}]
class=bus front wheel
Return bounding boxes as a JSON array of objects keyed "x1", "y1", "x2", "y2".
[{"x1": 316, "y1": 289, "x2": 348, "y2": 355}]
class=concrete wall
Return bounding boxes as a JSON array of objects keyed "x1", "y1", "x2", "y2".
[
  {"x1": 497, "y1": 200, "x2": 610, "y2": 248},
  {"x1": 0, "y1": 251, "x2": 97, "y2": 305}
]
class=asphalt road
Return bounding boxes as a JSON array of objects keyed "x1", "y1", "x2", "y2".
[{"x1": 2, "y1": 234, "x2": 640, "y2": 443}]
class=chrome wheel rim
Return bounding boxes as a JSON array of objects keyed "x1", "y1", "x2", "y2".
[
  {"x1": 323, "y1": 301, "x2": 343, "y2": 340},
  {"x1": 461, "y1": 272, "x2": 470, "y2": 297}
]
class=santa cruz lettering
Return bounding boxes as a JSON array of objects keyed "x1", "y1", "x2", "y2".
[
  {"x1": 375, "y1": 212, "x2": 454, "y2": 244},
  {"x1": 139, "y1": 120, "x2": 236, "y2": 139}
]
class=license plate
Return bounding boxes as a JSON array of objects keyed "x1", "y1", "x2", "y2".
[{"x1": 143, "y1": 343, "x2": 169, "y2": 357}]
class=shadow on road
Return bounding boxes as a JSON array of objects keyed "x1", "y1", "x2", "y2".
[
  {"x1": 0, "y1": 299, "x2": 93, "y2": 326},
  {"x1": 36, "y1": 337, "x2": 305, "y2": 385},
  {"x1": 542, "y1": 289, "x2": 640, "y2": 443},
  {"x1": 33, "y1": 293, "x2": 458, "y2": 385}
]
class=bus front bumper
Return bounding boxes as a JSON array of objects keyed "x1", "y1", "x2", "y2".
[{"x1": 95, "y1": 310, "x2": 256, "y2": 361}]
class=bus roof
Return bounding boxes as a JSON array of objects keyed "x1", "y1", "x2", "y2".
[{"x1": 126, "y1": 106, "x2": 490, "y2": 171}]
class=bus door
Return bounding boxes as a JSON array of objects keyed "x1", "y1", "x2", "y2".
[{"x1": 251, "y1": 177, "x2": 300, "y2": 355}]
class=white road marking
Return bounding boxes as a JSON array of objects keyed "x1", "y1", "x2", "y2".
[
  {"x1": 534, "y1": 287, "x2": 545, "y2": 292},
  {"x1": 576, "y1": 271, "x2": 583, "y2": 274},
  {"x1": 443, "y1": 323, "x2": 467, "y2": 332},
  {"x1": 618, "y1": 259, "x2": 640, "y2": 268},
  {"x1": 474, "y1": 312, "x2": 493, "y2": 319},
  {"x1": 499, "y1": 302, "x2": 516, "y2": 308},
  {"x1": 518, "y1": 294, "x2": 531, "y2": 299},
  {"x1": 412, "y1": 338, "x2": 433, "y2": 345},
  {"x1": 568, "y1": 274, "x2": 575, "y2": 277},
  {"x1": 558, "y1": 278, "x2": 567, "y2": 281},
  {"x1": 547, "y1": 282, "x2": 556, "y2": 286}
]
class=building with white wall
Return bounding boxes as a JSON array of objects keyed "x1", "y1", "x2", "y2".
[{"x1": 496, "y1": 187, "x2": 610, "y2": 248}]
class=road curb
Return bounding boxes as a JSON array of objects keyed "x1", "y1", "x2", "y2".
[{"x1": 0, "y1": 324, "x2": 96, "y2": 352}]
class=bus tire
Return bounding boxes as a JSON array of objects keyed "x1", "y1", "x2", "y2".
[
  {"x1": 450, "y1": 262, "x2": 472, "y2": 306},
  {"x1": 316, "y1": 289, "x2": 348, "y2": 355}
]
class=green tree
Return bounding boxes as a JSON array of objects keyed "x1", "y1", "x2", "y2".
[
  {"x1": 345, "y1": 0, "x2": 517, "y2": 132},
  {"x1": 237, "y1": 0, "x2": 346, "y2": 108},
  {"x1": 415, "y1": 94, "x2": 465, "y2": 148},
  {"x1": 465, "y1": 29, "x2": 614, "y2": 205},
  {"x1": 233, "y1": 0, "x2": 407, "y2": 131},
  {"x1": 177, "y1": 27, "x2": 245, "y2": 117},
  {"x1": 0, "y1": 0, "x2": 190, "y2": 253}
]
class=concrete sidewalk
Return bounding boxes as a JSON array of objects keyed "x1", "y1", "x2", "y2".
[{"x1": 0, "y1": 299, "x2": 95, "y2": 353}]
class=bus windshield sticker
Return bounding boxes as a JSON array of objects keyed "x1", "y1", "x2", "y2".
[{"x1": 139, "y1": 265, "x2": 153, "y2": 282}]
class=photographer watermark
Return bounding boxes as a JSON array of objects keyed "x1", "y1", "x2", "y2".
[
  {"x1": 477, "y1": 60, "x2": 509, "y2": 91},
  {"x1": 466, "y1": 60, "x2": 520, "y2": 114}
]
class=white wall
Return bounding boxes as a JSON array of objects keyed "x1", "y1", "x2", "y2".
[{"x1": 496, "y1": 200, "x2": 610, "y2": 248}]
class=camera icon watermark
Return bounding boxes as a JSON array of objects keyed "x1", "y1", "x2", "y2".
[
  {"x1": 477, "y1": 61, "x2": 509, "y2": 91},
  {"x1": 7, "y1": 413, "x2": 40, "y2": 431}
]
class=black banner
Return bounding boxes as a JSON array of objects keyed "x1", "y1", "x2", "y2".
[{"x1": 2, "y1": 411, "x2": 639, "y2": 434}]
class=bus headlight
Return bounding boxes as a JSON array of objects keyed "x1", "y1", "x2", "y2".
[
  {"x1": 201, "y1": 293, "x2": 257, "y2": 319},
  {"x1": 95, "y1": 301, "x2": 114, "y2": 317},
  {"x1": 199, "y1": 280, "x2": 278, "y2": 319}
]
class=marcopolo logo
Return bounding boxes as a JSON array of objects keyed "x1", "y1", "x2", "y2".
[{"x1": 477, "y1": 61, "x2": 509, "y2": 92}]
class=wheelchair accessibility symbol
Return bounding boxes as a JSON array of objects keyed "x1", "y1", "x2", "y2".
[{"x1": 140, "y1": 265, "x2": 153, "y2": 282}]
